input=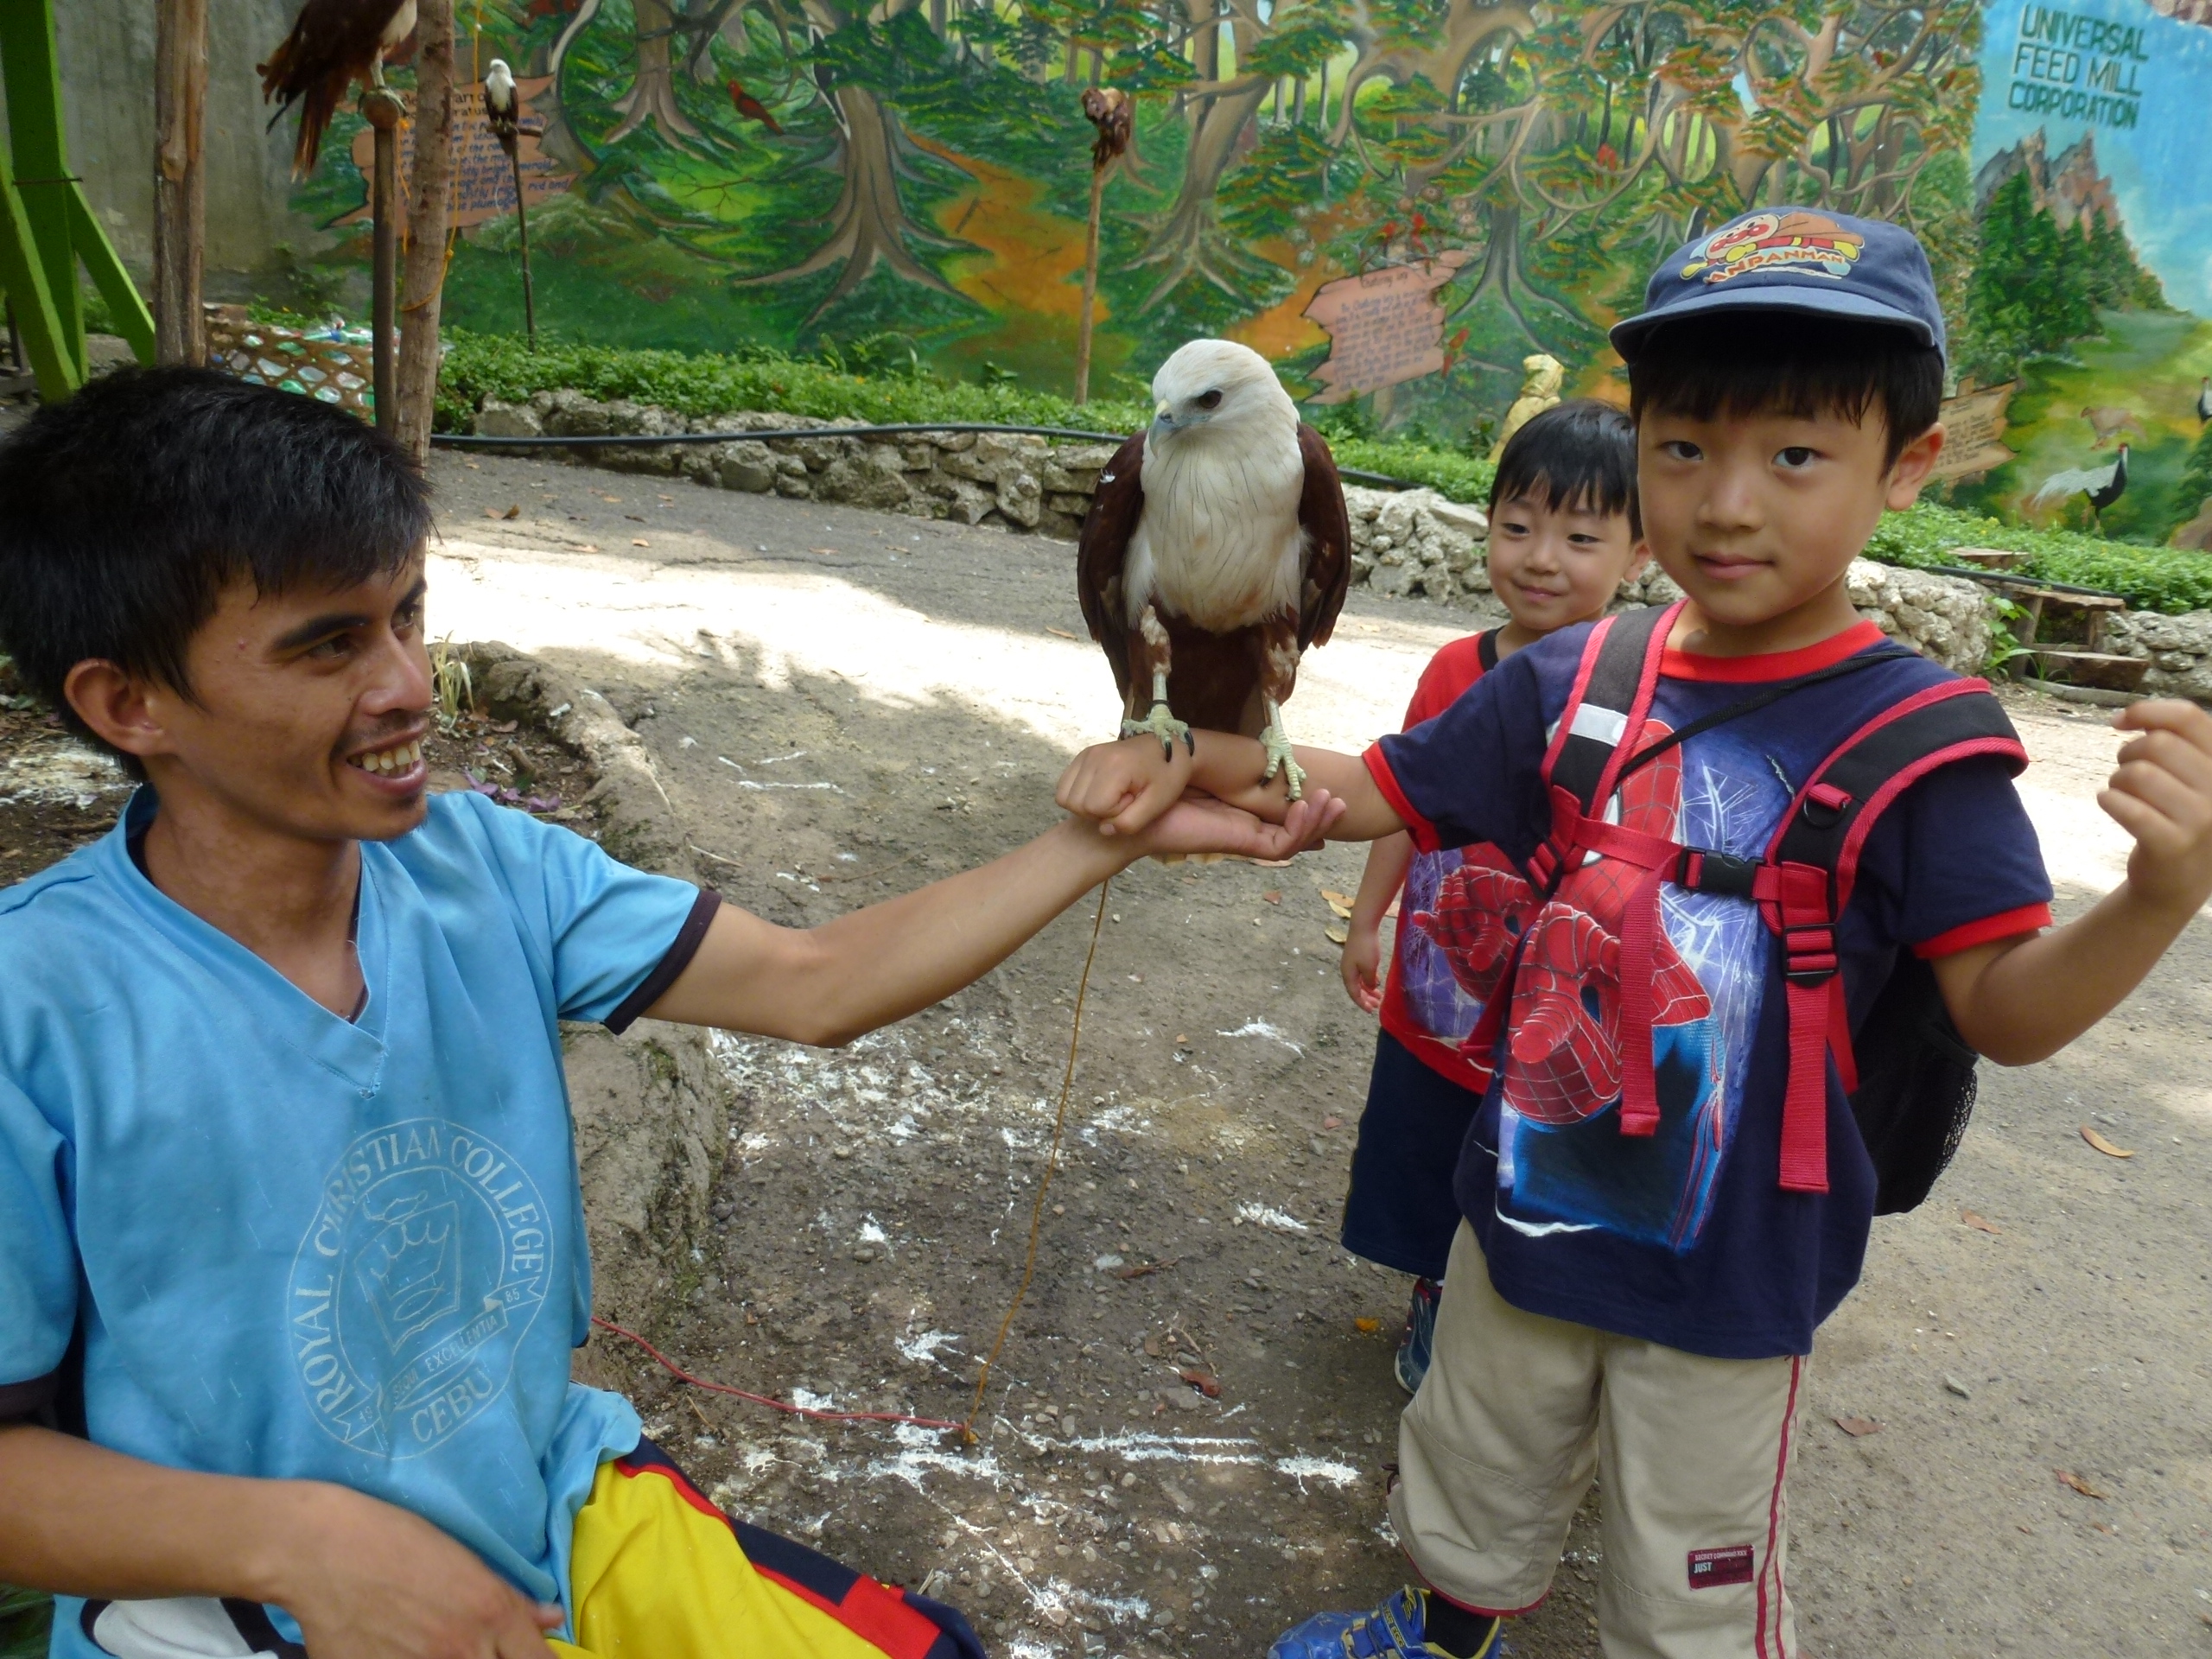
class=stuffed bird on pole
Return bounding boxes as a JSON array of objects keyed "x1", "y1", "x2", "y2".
[
  {"x1": 1077, "y1": 340, "x2": 1351, "y2": 800},
  {"x1": 258, "y1": 0, "x2": 420, "y2": 178},
  {"x1": 482, "y1": 57, "x2": 537, "y2": 348}
]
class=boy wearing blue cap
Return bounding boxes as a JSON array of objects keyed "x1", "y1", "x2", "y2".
[{"x1": 1054, "y1": 209, "x2": 2212, "y2": 1658}]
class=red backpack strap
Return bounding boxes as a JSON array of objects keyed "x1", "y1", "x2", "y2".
[
  {"x1": 1760, "y1": 681, "x2": 2028, "y2": 1194},
  {"x1": 1463, "y1": 607, "x2": 1681, "y2": 1066}
]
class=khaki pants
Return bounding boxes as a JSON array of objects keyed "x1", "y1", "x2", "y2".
[{"x1": 1388, "y1": 1224, "x2": 1805, "y2": 1659}]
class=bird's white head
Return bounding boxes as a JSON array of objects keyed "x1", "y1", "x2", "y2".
[
  {"x1": 486, "y1": 58, "x2": 516, "y2": 105},
  {"x1": 1147, "y1": 339, "x2": 1294, "y2": 450}
]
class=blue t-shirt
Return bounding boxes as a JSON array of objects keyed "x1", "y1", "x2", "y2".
[
  {"x1": 0, "y1": 788, "x2": 709, "y2": 1654},
  {"x1": 1369, "y1": 620, "x2": 2054, "y2": 1358}
]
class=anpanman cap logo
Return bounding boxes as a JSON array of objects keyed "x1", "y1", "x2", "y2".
[{"x1": 1680, "y1": 211, "x2": 1866, "y2": 284}]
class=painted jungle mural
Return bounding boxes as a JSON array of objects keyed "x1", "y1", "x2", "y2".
[{"x1": 289, "y1": 0, "x2": 2212, "y2": 538}]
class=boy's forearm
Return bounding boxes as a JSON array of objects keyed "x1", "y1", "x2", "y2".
[
  {"x1": 649, "y1": 816, "x2": 1128, "y2": 1046},
  {"x1": 1940, "y1": 885, "x2": 2198, "y2": 1065},
  {"x1": 0, "y1": 1423, "x2": 312, "y2": 1605},
  {"x1": 1191, "y1": 733, "x2": 1408, "y2": 842},
  {"x1": 1352, "y1": 832, "x2": 1413, "y2": 928}
]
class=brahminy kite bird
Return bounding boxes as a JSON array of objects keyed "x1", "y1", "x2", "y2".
[
  {"x1": 484, "y1": 58, "x2": 521, "y2": 152},
  {"x1": 1077, "y1": 339, "x2": 1350, "y2": 799},
  {"x1": 260, "y1": 0, "x2": 419, "y2": 178}
]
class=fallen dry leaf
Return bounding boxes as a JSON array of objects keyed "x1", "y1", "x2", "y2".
[
  {"x1": 1320, "y1": 889, "x2": 1355, "y2": 908},
  {"x1": 1114, "y1": 1258, "x2": 1176, "y2": 1281},
  {"x1": 631, "y1": 538, "x2": 651, "y2": 547},
  {"x1": 1834, "y1": 1415, "x2": 1881, "y2": 1437},
  {"x1": 1174, "y1": 1033, "x2": 1189, "y2": 1046},
  {"x1": 811, "y1": 547, "x2": 840, "y2": 556},
  {"x1": 580, "y1": 543, "x2": 601, "y2": 552},
  {"x1": 2080, "y1": 1124, "x2": 2135, "y2": 1159},
  {"x1": 1323, "y1": 895, "x2": 1354, "y2": 920},
  {"x1": 1262, "y1": 890, "x2": 1282, "y2": 905},
  {"x1": 2056, "y1": 1469, "x2": 2108, "y2": 1499},
  {"x1": 1325, "y1": 924, "x2": 1350, "y2": 945},
  {"x1": 503, "y1": 504, "x2": 520, "y2": 519},
  {"x1": 600, "y1": 494, "x2": 620, "y2": 503},
  {"x1": 1046, "y1": 626, "x2": 1077, "y2": 640},
  {"x1": 1322, "y1": 1115, "x2": 1342, "y2": 1130},
  {"x1": 1177, "y1": 1366, "x2": 1221, "y2": 1399},
  {"x1": 1960, "y1": 1209, "x2": 2003, "y2": 1234},
  {"x1": 1353, "y1": 1317, "x2": 1382, "y2": 1334},
  {"x1": 482, "y1": 506, "x2": 501, "y2": 518},
  {"x1": 1142, "y1": 1335, "x2": 1162, "y2": 1358}
]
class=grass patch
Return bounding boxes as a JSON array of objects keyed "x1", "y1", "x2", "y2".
[
  {"x1": 1866, "y1": 500, "x2": 2212, "y2": 615},
  {"x1": 433, "y1": 332, "x2": 1497, "y2": 502}
]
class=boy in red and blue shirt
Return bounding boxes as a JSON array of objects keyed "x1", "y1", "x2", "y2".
[
  {"x1": 1338, "y1": 401, "x2": 1647, "y2": 1394},
  {"x1": 1058, "y1": 209, "x2": 2212, "y2": 1658}
]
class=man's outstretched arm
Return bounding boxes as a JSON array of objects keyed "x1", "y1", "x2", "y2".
[
  {"x1": 0, "y1": 1424, "x2": 561, "y2": 1659},
  {"x1": 644, "y1": 791, "x2": 1344, "y2": 1045}
]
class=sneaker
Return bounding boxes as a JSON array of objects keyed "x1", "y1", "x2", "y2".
[
  {"x1": 1268, "y1": 1586, "x2": 1504, "y2": 1659},
  {"x1": 1395, "y1": 1276, "x2": 1442, "y2": 1395}
]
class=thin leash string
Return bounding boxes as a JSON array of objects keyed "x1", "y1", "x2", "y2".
[
  {"x1": 960, "y1": 872, "x2": 1111, "y2": 1442},
  {"x1": 590, "y1": 874, "x2": 1115, "y2": 1446}
]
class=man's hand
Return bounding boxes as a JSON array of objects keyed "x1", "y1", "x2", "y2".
[
  {"x1": 278, "y1": 1485, "x2": 561, "y2": 1659},
  {"x1": 2101, "y1": 699, "x2": 2212, "y2": 914},
  {"x1": 1131, "y1": 789, "x2": 1344, "y2": 863},
  {"x1": 1056, "y1": 733, "x2": 1200, "y2": 837}
]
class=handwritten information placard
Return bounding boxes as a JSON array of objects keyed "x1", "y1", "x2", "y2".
[
  {"x1": 1930, "y1": 381, "x2": 2019, "y2": 480},
  {"x1": 342, "y1": 78, "x2": 573, "y2": 229},
  {"x1": 1302, "y1": 251, "x2": 1474, "y2": 404}
]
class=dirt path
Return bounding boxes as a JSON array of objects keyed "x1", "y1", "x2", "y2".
[{"x1": 420, "y1": 451, "x2": 2210, "y2": 1657}]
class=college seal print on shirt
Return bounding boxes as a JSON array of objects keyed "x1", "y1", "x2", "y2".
[{"x1": 289, "y1": 1117, "x2": 550, "y2": 1456}]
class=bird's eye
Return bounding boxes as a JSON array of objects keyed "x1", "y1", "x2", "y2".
[{"x1": 1196, "y1": 390, "x2": 1223, "y2": 410}]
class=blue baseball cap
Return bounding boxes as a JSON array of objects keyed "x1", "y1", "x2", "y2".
[{"x1": 1610, "y1": 207, "x2": 1945, "y2": 365}]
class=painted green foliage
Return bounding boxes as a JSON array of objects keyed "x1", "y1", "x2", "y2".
[{"x1": 290, "y1": 0, "x2": 1994, "y2": 428}]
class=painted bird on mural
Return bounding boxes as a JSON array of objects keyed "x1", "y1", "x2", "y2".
[
  {"x1": 1077, "y1": 340, "x2": 1351, "y2": 800},
  {"x1": 483, "y1": 58, "x2": 521, "y2": 152},
  {"x1": 260, "y1": 0, "x2": 420, "y2": 178},
  {"x1": 2031, "y1": 443, "x2": 2130, "y2": 520},
  {"x1": 727, "y1": 81, "x2": 784, "y2": 136}
]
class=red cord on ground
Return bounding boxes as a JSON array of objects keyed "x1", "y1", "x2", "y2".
[{"x1": 590, "y1": 1315, "x2": 969, "y2": 1434}]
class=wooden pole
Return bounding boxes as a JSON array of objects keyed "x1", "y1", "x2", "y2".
[
  {"x1": 152, "y1": 0, "x2": 208, "y2": 365},
  {"x1": 508, "y1": 143, "x2": 536, "y2": 350},
  {"x1": 1073, "y1": 161, "x2": 1105, "y2": 406},
  {"x1": 395, "y1": 0, "x2": 455, "y2": 463},
  {"x1": 364, "y1": 91, "x2": 403, "y2": 433}
]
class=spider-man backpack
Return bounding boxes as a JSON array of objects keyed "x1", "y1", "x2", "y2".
[{"x1": 1466, "y1": 601, "x2": 2029, "y2": 1214}]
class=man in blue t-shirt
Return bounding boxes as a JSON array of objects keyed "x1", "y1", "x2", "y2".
[
  {"x1": 1058, "y1": 211, "x2": 2212, "y2": 1659},
  {"x1": 0, "y1": 370, "x2": 1344, "y2": 1659}
]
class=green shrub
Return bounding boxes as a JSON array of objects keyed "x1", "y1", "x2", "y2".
[
  {"x1": 433, "y1": 332, "x2": 1496, "y2": 504},
  {"x1": 1864, "y1": 501, "x2": 2212, "y2": 615}
]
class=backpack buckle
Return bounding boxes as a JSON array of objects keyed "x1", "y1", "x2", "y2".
[{"x1": 1675, "y1": 847, "x2": 1758, "y2": 898}]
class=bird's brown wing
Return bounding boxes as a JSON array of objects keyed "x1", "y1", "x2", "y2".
[
  {"x1": 261, "y1": 0, "x2": 405, "y2": 176},
  {"x1": 1077, "y1": 430, "x2": 1147, "y2": 705},
  {"x1": 1294, "y1": 423, "x2": 1352, "y2": 650}
]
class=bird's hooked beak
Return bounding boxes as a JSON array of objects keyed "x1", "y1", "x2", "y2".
[{"x1": 1152, "y1": 402, "x2": 1174, "y2": 435}]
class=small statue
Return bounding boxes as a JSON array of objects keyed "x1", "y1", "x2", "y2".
[{"x1": 1491, "y1": 354, "x2": 1565, "y2": 459}]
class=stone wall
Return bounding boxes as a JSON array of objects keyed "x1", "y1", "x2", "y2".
[
  {"x1": 471, "y1": 396, "x2": 2001, "y2": 674},
  {"x1": 2107, "y1": 609, "x2": 2212, "y2": 701}
]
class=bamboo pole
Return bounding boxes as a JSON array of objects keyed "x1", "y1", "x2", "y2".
[
  {"x1": 363, "y1": 91, "x2": 403, "y2": 432},
  {"x1": 395, "y1": 0, "x2": 456, "y2": 463},
  {"x1": 153, "y1": 0, "x2": 208, "y2": 365},
  {"x1": 508, "y1": 143, "x2": 536, "y2": 349}
]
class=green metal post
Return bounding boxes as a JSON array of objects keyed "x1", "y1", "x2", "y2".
[
  {"x1": 68, "y1": 185, "x2": 156, "y2": 363},
  {"x1": 0, "y1": 135, "x2": 73, "y2": 398},
  {"x1": 0, "y1": 0, "x2": 84, "y2": 382}
]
